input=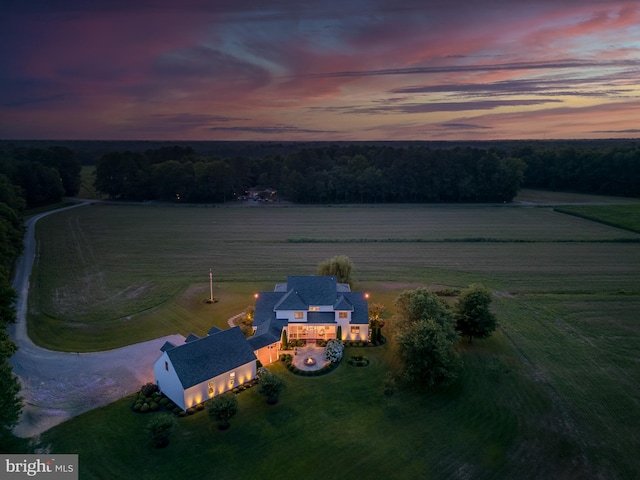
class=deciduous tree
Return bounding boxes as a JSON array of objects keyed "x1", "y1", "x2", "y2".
[
  {"x1": 207, "y1": 393, "x2": 238, "y2": 430},
  {"x1": 393, "y1": 288, "x2": 461, "y2": 388},
  {"x1": 257, "y1": 369, "x2": 285, "y2": 405},
  {"x1": 454, "y1": 284, "x2": 497, "y2": 343},
  {"x1": 317, "y1": 255, "x2": 353, "y2": 287}
]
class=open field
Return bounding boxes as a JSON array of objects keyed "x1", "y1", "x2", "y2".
[
  {"x1": 27, "y1": 193, "x2": 640, "y2": 479},
  {"x1": 554, "y1": 205, "x2": 640, "y2": 233},
  {"x1": 29, "y1": 201, "x2": 640, "y2": 350}
]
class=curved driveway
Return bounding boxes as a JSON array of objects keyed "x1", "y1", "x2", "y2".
[{"x1": 8, "y1": 203, "x2": 184, "y2": 438}]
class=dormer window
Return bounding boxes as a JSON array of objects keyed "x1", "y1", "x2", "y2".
[
  {"x1": 309, "y1": 306, "x2": 320, "y2": 311},
  {"x1": 294, "y1": 312, "x2": 304, "y2": 319},
  {"x1": 339, "y1": 311, "x2": 348, "y2": 319}
]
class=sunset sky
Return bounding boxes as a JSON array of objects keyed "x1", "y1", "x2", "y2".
[{"x1": 1, "y1": 0, "x2": 639, "y2": 141}]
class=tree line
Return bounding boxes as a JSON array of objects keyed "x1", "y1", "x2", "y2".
[
  {"x1": 0, "y1": 144, "x2": 83, "y2": 445},
  {"x1": 0, "y1": 173, "x2": 26, "y2": 444},
  {"x1": 93, "y1": 145, "x2": 527, "y2": 203},
  {"x1": 0, "y1": 145, "x2": 81, "y2": 208},
  {"x1": 516, "y1": 144, "x2": 640, "y2": 197},
  {"x1": 92, "y1": 143, "x2": 639, "y2": 204}
]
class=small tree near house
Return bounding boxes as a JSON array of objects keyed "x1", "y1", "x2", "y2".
[
  {"x1": 207, "y1": 392, "x2": 238, "y2": 430},
  {"x1": 257, "y1": 368, "x2": 286, "y2": 405},
  {"x1": 146, "y1": 413, "x2": 178, "y2": 448}
]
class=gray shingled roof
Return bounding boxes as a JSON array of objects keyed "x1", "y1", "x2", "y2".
[
  {"x1": 284, "y1": 276, "x2": 338, "y2": 306},
  {"x1": 273, "y1": 289, "x2": 307, "y2": 310},
  {"x1": 166, "y1": 327, "x2": 256, "y2": 389},
  {"x1": 207, "y1": 326, "x2": 222, "y2": 335},
  {"x1": 334, "y1": 294, "x2": 353, "y2": 311},
  {"x1": 185, "y1": 333, "x2": 200, "y2": 343},
  {"x1": 306, "y1": 311, "x2": 336, "y2": 324},
  {"x1": 344, "y1": 292, "x2": 369, "y2": 324},
  {"x1": 160, "y1": 341, "x2": 177, "y2": 352}
]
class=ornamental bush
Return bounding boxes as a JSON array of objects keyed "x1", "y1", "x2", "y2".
[
  {"x1": 325, "y1": 338, "x2": 344, "y2": 363},
  {"x1": 146, "y1": 413, "x2": 177, "y2": 448}
]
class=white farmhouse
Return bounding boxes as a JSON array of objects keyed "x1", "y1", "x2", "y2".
[{"x1": 153, "y1": 275, "x2": 369, "y2": 409}]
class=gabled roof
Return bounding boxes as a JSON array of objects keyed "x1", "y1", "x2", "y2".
[
  {"x1": 344, "y1": 292, "x2": 369, "y2": 324},
  {"x1": 334, "y1": 294, "x2": 353, "y2": 311},
  {"x1": 273, "y1": 289, "x2": 307, "y2": 311},
  {"x1": 185, "y1": 333, "x2": 200, "y2": 343},
  {"x1": 207, "y1": 326, "x2": 222, "y2": 335},
  {"x1": 284, "y1": 276, "x2": 340, "y2": 306},
  {"x1": 166, "y1": 327, "x2": 256, "y2": 389},
  {"x1": 160, "y1": 341, "x2": 177, "y2": 352}
]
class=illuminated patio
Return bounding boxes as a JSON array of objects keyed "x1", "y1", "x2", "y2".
[{"x1": 291, "y1": 345, "x2": 328, "y2": 371}]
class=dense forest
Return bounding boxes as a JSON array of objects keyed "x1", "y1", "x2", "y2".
[{"x1": 88, "y1": 142, "x2": 639, "y2": 203}]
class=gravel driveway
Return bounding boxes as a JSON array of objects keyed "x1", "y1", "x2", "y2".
[{"x1": 8, "y1": 203, "x2": 184, "y2": 438}]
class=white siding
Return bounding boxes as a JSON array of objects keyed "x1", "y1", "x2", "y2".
[
  {"x1": 182, "y1": 360, "x2": 256, "y2": 409},
  {"x1": 153, "y1": 352, "x2": 187, "y2": 410}
]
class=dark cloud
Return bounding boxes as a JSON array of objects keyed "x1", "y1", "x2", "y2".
[
  {"x1": 298, "y1": 59, "x2": 640, "y2": 79},
  {"x1": 209, "y1": 125, "x2": 338, "y2": 134},
  {"x1": 439, "y1": 123, "x2": 492, "y2": 130},
  {"x1": 320, "y1": 98, "x2": 564, "y2": 115}
]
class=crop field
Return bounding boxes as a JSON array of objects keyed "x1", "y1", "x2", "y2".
[{"x1": 29, "y1": 196, "x2": 640, "y2": 479}]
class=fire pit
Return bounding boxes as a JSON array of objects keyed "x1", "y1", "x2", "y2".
[{"x1": 304, "y1": 357, "x2": 316, "y2": 366}]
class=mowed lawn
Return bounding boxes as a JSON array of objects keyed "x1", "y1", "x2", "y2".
[{"x1": 29, "y1": 199, "x2": 640, "y2": 479}]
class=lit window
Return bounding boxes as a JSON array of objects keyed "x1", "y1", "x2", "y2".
[
  {"x1": 351, "y1": 326, "x2": 360, "y2": 333},
  {"x1": 229, "y1": 372, "x2": 236, "y2": 387},
  {"x1": 294, "y1": 312, "x2": 304, "y2": 319},
  {"x1": 339, "y1": 312, "x2": 348, "y2": 319},
  {"x1": 208, "y1": 381, "x2": 214, "y2": 395},
  {"x1": 309, "y1": 306, "x2": 320, "y2": 311}
]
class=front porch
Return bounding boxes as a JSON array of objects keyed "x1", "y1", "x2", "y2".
[{"x1": 287, "y1": 324, "x2": 336, "y2": 341}]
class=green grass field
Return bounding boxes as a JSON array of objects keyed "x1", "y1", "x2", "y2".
[
  {"x1": 27, "y1": 195, "x2": 640, "y2": 479},
  {"x1": 554, "y1": 204, "x2": 640, "y2": 233}
]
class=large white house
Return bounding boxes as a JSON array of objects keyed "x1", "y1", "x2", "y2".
[{"x1": 153, "y1": 276, "x2": 369, "y2": 409}]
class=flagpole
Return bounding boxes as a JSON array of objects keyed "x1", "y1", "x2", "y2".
[{"x1": 209, "y1": 268, "x2": 213, "y2": 303}]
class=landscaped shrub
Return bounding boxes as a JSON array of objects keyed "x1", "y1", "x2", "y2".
[
  {"x1": 140, "y1": 404, "x2": 150, "y2": 413},
  {"x1": 146, "y1": 413, "x2": 178, "y2": 448},
  {"x1": 150, "y1": 402, "x2": 159, "y2": 411},
  {"x1": 166, "y1": 403, "x2": 175, "y2": 410},
  {"x1": 325, "y1": 338, "x2": 344, "y2": 363},
  {"x1": 141, "y1": 383, "x2": 159, "y2": 396},
  {"x1": 196, "y1": 403, "x2": 205, "y2": 411},
  {"x1": 187, "y1": 407, "x2": 196, "y2": 415},
  {"x1": 159, "y1": 397, "x2": 169, "y2": 406},
  {"x1": 133, "y1": 404, "x2": 141, "y2": 412}
]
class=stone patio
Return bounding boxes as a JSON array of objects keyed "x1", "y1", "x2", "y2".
[{"x1": 291, "y1": 344, "x2": 329, "y2": 371}]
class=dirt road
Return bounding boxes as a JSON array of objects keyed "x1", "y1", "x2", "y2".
[{"x1": 8, "y1": 203, "x2": 184, "y2": 438}]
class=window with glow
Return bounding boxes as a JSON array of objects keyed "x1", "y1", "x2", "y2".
[
  {"x1": 309, "y1": 306, "x2": 320, "y2": 311},
  {"x1": 339, "y1": 311, "x2": 348, "y2": 319},
  {"x1": 294, "y1": 311, "x2": 304, "y2": 319},
  {"x1": 351, "y1": 326, "x2": 360, "y2": 333},
  {"x1": 229, "y1": 372, "x2": 236, "y2": 387},
  {"x1": 208, "y1": 381, "x2": 214, "y2": 395}
]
